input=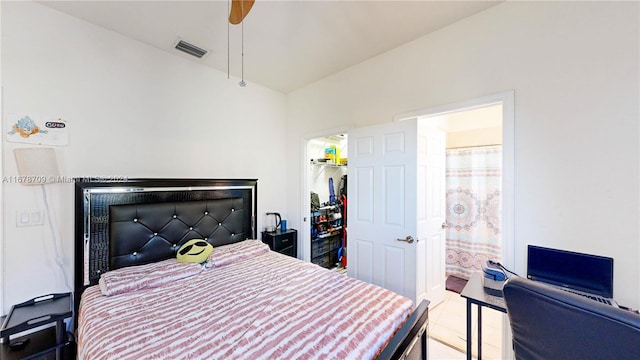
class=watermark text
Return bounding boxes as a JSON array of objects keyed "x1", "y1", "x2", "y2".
[{"x1": 2, "y1": 175, "x2": 129, "y2": 184}]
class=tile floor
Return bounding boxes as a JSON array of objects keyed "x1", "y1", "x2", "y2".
[
  {"x1": 429, "y1": 289, "x2": 505, "y2": 360},
  {"x1": 429, "y1": 337, "x2": 465, "y2": 360}
]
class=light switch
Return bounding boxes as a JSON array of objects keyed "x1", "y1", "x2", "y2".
[
  {"x1": 31, "y1": 210, "x2": 43, "y2": 225},
  {"x1": 16, "y1": 209, "x2": 44, "y2": 227}
]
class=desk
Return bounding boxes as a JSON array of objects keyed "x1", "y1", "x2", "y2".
[{"x1": 460, "y1": 272, "x2": 506, "y2": 360}]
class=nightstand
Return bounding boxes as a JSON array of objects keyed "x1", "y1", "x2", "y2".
[
  {"x1": 262, "y1": 229, "x2": 297, "y2": 258},
  {"x1": 0, "y1": 293, "x2": 75, "y2": 360}
]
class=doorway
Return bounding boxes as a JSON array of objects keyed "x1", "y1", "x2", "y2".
[
  {"x1": 391, "y1": 90, "x2": 514, "y2": 359},
  {"x1": 434, "y1": 104, "x2": 504, "y2": 278},
  {"x1": 305, "y1": 134, "x2": 348, "y2": 273},
  {"x1": 423, "y1": 104, "x2": 505, "y2": 357},
  {"x1": 300, "y1": 91, "x2": 514, "y2": 357}
]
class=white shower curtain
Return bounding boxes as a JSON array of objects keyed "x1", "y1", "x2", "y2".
[{"x1": 445, "y1": 146, "x2": 502, "y2": 279}]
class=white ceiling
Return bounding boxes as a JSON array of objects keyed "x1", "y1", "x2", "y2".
[{"x1": 37, "y1": 1, "x2": 501, "y2": 93}]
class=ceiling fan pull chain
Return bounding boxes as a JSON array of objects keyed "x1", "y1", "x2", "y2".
[
  {"x1": 239, "y1": 0, "x2": 246, "y2": 87},
  {"x1": 227, "y1": 0, "x2": 230, "y2": 79}
]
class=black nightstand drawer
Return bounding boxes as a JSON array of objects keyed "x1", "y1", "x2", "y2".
[
  {"x1": 273, "y1": 232, "x2": 294, "y2": 251},
  {"x1": 261, "y1": 229, "x2": 297, "y2": 258}
]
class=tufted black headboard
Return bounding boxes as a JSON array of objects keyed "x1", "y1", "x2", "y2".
[
  {"x1": 74, "y1": 179, "x2": 257, "y2": 300},
  {"x1": 109, "y1": 198, "x2": 247, "y2": 270}
]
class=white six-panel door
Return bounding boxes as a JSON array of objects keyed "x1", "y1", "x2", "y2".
[{"x1": 347, "y1": 119, "x2": 445, "y2": 307}]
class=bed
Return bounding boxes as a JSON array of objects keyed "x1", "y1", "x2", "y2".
[{"x1": 73, "y1": 179, "x2": 429, "y2": 360}]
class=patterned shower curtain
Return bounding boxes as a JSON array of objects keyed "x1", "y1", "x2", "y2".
[{"x1": 445, "y1": 146, "x2": 502, "y2": 279}]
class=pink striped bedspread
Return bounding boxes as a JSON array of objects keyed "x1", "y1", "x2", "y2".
[{"x1": 78, "y1": 240, "x2": 414, "y2": 360}]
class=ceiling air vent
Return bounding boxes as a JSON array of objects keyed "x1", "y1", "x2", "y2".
[{"x1": 175, "y1": 40, "x2": 208, "y2": 58}]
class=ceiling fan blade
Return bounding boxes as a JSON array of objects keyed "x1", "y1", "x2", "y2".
[{"x1": 229, "y1": 0, "x2": 255, "y2": 25}]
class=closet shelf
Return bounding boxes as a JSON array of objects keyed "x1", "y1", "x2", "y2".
[
  {"x1": 313, "y1": 229, "x2": 342, "y2": 240},
  {"x1": 311, "y1": 163, "x2": 345, "y2": 168},
  {"x1": 318, "y1": 205, "x2": 338, "y2": 210}
]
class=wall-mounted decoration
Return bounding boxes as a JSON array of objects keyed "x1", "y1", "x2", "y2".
[{"x1": 7, "y1": 113, "x2": 69, "y2": 146}]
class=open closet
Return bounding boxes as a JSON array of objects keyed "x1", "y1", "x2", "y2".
[{"x1": 307, "y1": 134, "x2": 348, "y2": 272}]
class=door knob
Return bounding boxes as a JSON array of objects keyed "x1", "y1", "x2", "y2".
[
  {"x1": 396, "y1": 236, "x2": 415, "y2": 243},
  {"x1": 441, "y1": 222, "x2": 449, "y2": 229}
]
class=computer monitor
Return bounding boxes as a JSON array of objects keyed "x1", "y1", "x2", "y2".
[{"x1": 527, "y1": 245, "x2": 614, "y2": 298}]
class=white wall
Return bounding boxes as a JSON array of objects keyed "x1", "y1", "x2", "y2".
[
  {"x1": 286, "y1": 2, "x2": 640, "y2": 307},
  {"x1": 1, "y1": 2, "x2": 288, "y2": 312},
  {"x1": 446, "y1": 127, "x2": 502, "y2": 149}
]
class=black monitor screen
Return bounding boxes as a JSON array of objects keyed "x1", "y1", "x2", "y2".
[{"x1": 527, "y1": 245, "x2": 613, "y2": 298}]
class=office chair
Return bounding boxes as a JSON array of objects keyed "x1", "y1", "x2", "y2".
[{"x1": 503, "y1": 276, "x2": 640, "y2": 360}]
